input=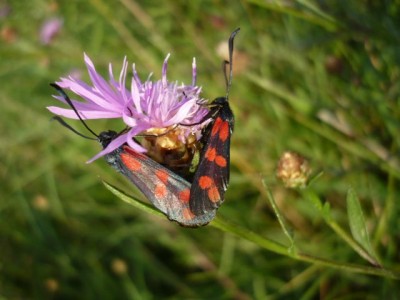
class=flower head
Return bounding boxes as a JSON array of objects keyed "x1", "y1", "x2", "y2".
[
  {"x1": 40, "y1": 17, "x2": 63, "y2": 45},
  {"x1": 276, "y1": 151, "x2": 311, "y2": 188},
  {"x1": 48, "y1": 54, "x2": 210, "y2": 162}
]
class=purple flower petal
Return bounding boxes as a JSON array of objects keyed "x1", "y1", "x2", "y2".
[
  {"x1": 47, "y1": 106, "x2": 122, "y2": 119},
  {"x1": 49, "y1": 53, "x2": 211, "y2": 161},
  {"x1": 192, "y1": 58, "x2": 197, "y2": 86},
  {"x1": 87, "y1": 134, "x2": 128, "y2": 163}
]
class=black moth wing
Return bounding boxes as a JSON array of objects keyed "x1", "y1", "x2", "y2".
[
  {"x1": 188, "y1": 28, "x2": 239, "y2": 216},
  {"x1": 102, "y1": 132, "x2": 216, "y2": 227},
  {"x1": 189, "y1": 98, "x2": 234, "y2": 215}
]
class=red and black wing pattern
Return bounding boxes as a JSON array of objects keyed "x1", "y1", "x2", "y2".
[
  {"x1": 51, "y1": 28, "x2": 239, "y2": 227},
  {"x1": 189, "y1": 28, "x2": 239, "y2": 216},
  {"x1": 102, "y1": 135, "x2": 216, "y2": 227},
  {"x1": 189, "y1": 99, "x2": 234, "y2": 215},
  {"x1": 51, "y1": 84, "x2": 219, "y2": 227}
]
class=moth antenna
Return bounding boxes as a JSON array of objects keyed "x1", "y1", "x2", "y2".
[
  {"x1": 135, "y1": 124, "x2": 179, "y2": 138},
  {"x1": 50, "y1": 83, "x2": 99, "y2": 138},
  {"x1": 222, "y1": 60, "x2": 229, "y2": 89},
  {"x1": 225, "y1": 27, "x2": 240, "y2": 100},
  {"x1": 51, "y1": 116, "x2": 97, "y2": 140}
]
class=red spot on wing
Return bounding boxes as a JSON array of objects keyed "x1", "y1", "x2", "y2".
[
  {"x1": 218, "y1": 121, "x2": 229, "y2": 142},
  {"x1": 215, "y1": 155, "x2": 227, "y2": 167},
  {"x1": 205, "y1": 147, "x2": 226, "y2": 167},
  {"x1": 179, "y1": 189, "x2": 190, "y2": 203},
  {"x1": 199, "y1": 176, "x2": 213, "y2": 189},
  {"x1": 211, "y1": 117, "x2": 223, "y2": 136},
  {"x1": 155, "y1": 184, "x2": 167, "y2": 199},
  {"x1": 208, "y1": 186, "x2": 220, "y2": 202},
  {"x1": 197, "y1": 175, "x2": 220, "y2": 203},
  {"x1": 156, "y1": 169, "x2": 169, "y2": 184},
  {"x1": 182, "y1": 208, "x2": 195, "y2": 220},
  {"x1": 205, "y1": 147, "x2": 216, "y2": 161},
  {"x1": 120, "y1": 153, "x2": 142, "y2": 171}
]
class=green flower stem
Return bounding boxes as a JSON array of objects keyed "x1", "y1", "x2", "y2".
[
  {"x1": 262, "y1": 179, "x2": 294, "y2": 246},
  {"x1": 211, "y1": 216, "x2": 289, "y2": 256},
  {"x1": 104, "y1": 181, "x2": 165, "y2": 218},
  {"x1": 211, "y1": 217, "x2": 399, "y2": 279},
  {"x1": 104, "y1": 182, "x2": 399, "y2": 279}
]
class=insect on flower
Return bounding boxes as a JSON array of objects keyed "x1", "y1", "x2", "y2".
[
  {"x1": 49, "y1": 28, "x2": 240, "y2": 227},
  {"x1": 188, "y1": 28, "x2": 240, "y2": 215},
  {"x1": 50, "y1": 83, "x2": 216, "y2": 227},
  {"x1": 48, "y1": 53, "x2": 209, "y2": 164}
]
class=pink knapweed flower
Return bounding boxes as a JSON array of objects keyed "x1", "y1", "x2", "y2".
[
  {"x1": 40, "y1": 17, "x2": 63, "y2": 45},
  {"x1": 48, "y1": 54, "x2": 209, "y2": 162}
]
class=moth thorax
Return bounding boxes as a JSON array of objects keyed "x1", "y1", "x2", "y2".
[{"x1": 141, "y1": 126, "x2": 200, "y2": 178}]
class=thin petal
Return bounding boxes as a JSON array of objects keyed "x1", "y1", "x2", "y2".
[
  {"x1": 47, "y1": 106, "x2": 122, "y2": 119},
  {"x1": 57, "y1": 78, "x2": 122, "y2": 111},
  {"x1": 130, "y1": 71, "x2": 143, "y2": 114},
  {"x1": 167, "y1": 99, "x2": 198, "y2": 124},
  {"x1": 192, "y1": 57, "x2": 196, "y2": 86},
  {"x1": 84, "y1": 54, "x2": 118, "y2": 102},
  {"x1": 161, "y1": 54, "x2": 170, "y2": 88},
  {"x1": 126, "y1": 129, "x2": 148, "y2": 152},
  {"x1": 86, "y1": 134, "x2": 128, "y2": 163}
]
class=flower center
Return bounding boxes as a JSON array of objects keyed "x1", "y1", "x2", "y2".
[{"x1": 141, "y1": 126, "x2": 200, "y2": 179}]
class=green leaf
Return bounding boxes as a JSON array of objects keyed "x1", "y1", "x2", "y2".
[{"x1": 346, "y1": 187, "x2": 378, "y2": 263}]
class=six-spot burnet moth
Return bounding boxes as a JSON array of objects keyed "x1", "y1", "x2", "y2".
[
  {"x1": 51, "y1": 84, "x2": 217, "y2": 227},
  {"x1": 188, "y1": 28, "x2": 239, "y2": 216},
  {"x1": 50, "y1": 28, "x2": 239, "y2": 227}
]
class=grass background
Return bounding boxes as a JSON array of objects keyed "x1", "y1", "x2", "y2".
[{"x1": 1, "y1": 0, "x2": 400, "y2": 298}]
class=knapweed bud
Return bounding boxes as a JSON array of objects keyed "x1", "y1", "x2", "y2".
[
  {"x1": 32, "y1": 194, "x2": 50, "y2": 211},
  {"x1": 111, "y1": 258, "x2": 128, "y2": 275},
  {"x1": 44, "y1": 278, "x2": 59, "y2": 293},
  {"x1": 276, "y1": 151, "x2": 311, "y2": 188}
]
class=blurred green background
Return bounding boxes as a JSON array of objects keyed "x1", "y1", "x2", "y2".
[{"x1": 2, "y1": 0, "x2": 400, "y2": 298}]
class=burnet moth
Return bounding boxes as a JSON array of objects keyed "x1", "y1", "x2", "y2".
[
  {"x1": 50, "y1": 28, "x2": 239, "y2": 227},
  {"x1": 51, "y1": 84, "x2": 216, "y2": 227},
  {"x1": 188, "y1": 28, "x2": 239, "y2": 215}
]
